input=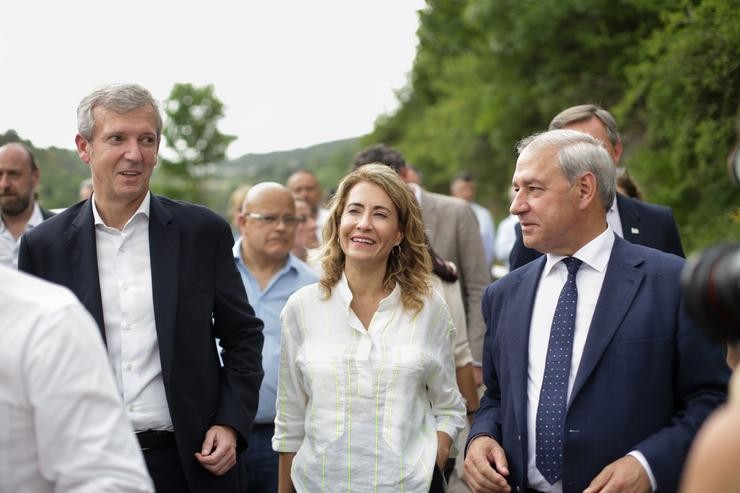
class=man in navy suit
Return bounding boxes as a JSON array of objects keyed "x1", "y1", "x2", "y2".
[
  {"x1": 464, "y1": 129, "x2": 728, "y2": 493},
  {"x1": 19, "y1": 84, "x2": 264, "y2": 493},
  {"x1": 509, "y1": 105, "x2": 684, "y2": 271}
]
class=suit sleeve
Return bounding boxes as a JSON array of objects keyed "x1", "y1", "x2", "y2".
[
  {"x1": 211, "y1": 223, "x2": 265, "y2": 448},
  {"x1": 456, "y1": 204, "x2": 491, "y2": 362},
  {"x1": 466, "y1": 283, "x2": 504, "y2": 453},
  {"x1": 661, "y1": 207, "x2": 684, "y2": 258},
  {"x1": 18, "y1": 235, "x2": 37, "y2": 276},
  {"x1": 632, "y1": 300, "x2": 729, "y2": 491}
]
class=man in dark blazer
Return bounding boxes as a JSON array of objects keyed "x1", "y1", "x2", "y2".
[
  {"x1": 464, "y1": 129, "x2": 728, "y2": 493},
  {"x1": 509, "y1": 104, "x2": 684, "y2": 271},
  {"x1": 19, "y1": 84, "x2": 264, "y2": 493}
]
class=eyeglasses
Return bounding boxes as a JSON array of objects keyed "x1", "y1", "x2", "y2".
[{"x1": 244, "y1": 212, "x2": 303, "y2": 227}]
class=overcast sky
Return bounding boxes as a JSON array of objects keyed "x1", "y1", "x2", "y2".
[{"x1": 1, "y1": 0, "x2": 425, "y2": 158}]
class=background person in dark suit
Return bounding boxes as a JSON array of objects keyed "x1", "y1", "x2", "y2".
[
  {"x1": 464, "y1": 129, "x2": 728, "y2": 493},
  {"x1": 19, "y1": 84, "x2": 264, "y2": 493},
  {"x1": 509, "y1": 104, "x2": 684, "y2": 271}
]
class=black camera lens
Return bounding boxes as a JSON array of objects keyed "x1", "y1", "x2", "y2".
[{"x1": 681, "y1": 243, "x2": 740, "y2": 342}]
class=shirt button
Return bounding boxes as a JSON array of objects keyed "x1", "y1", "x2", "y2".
[
  {"x1": 126, "y1": 363, "x2": 133, "y2": 371},
  {"x1": 128, "y1": 404, "x2": 135, "y2": 412},
  {"x1": 121, "y1": 283, "x2": 128, "y2": 291}
]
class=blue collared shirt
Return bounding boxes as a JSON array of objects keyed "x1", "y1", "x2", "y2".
[{"x1": 233, "y1": 238, "x2": 318, "y2": 423}]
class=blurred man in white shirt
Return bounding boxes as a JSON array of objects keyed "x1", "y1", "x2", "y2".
[{"x1": 0, "y1": 264, "x2": 153, "y2": 493}]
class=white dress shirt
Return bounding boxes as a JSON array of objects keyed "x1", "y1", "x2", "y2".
[
  {"x1": 273, "y1": 275, "x2": 466, "y2": 492},
  {"x1": 470, "y1": 202, "x2": 496, "y2": 267},
  {"x1": 93, "y1": 193, "x2": 172, "y2": 432},
  {"x1": 494, "y1": 213, "x2": 518, "y2": 268},
  {"x1": 0, "y1": 202, "x2": 44, "y2": 268},
  {"x1": 526, "y1": 227, "x2": 655, "y2": 492},
  {"x1": 0, "y1": 265, "x2": 153, "y2": 492},
  {"x1": 606, "y1": 198, "x2": 623, "y2": 238}
]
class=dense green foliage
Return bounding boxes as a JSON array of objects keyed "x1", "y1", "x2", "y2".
[
  {"x1": 368, "y1": 0, "x2": 740, "y2": 252},
  {"x1": 155, "y1": 83, "x2": 236, "y2": 204}
]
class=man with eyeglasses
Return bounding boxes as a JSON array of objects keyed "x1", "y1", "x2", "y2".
[{"x1": 233, "y1": 182, "x2": 318, "y2": 492}]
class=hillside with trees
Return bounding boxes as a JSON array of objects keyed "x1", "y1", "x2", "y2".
[{"x1": 367, "y1": 0, "x2": 740, "y2": 253}]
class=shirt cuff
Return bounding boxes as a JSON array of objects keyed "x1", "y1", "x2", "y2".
[
  {"x1": 464, "y1": 432, "x2": 494, "y2": 458},
  {"x1": 627, "y1": 451, "x2": 657, "y2": 492}
]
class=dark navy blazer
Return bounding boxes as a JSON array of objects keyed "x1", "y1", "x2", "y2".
[
  {"x1": 509, "y1": 194, "x2": 685, "y2": 270},
  {"x1": 19, "y1": 195, "x2": 264, "y2": 493},
  {"x1": 469, "y1": 236, "x2": 728, "y2": 493}
]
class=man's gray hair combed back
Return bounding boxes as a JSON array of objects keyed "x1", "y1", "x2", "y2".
[
  {"x1": 549, "y1": 104, "x2": 620, "y2": 148},
  {"x1": 77, "y1": 84, "x2": 163, "y2": 141},
  {"x1": 517, "y1": 129, "x2": 616, "y2": 211}
]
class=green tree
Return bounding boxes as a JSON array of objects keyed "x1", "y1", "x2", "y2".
[
  {"x1": 155, "y1": 83, "x2": 236, "y2": 204},
  {"x1": 369, "y1": 0, "x2": 739, "y2": 251}
]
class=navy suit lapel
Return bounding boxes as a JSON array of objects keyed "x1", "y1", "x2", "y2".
[
  {"x1": 64, "y1": 200, "x2": 106, "y2": 341},
  {"x1": 617, "y1": 194, "x2": 642, "y2": 244},
  {"x1": 148, "y1": 196, "x2": 180, "y2": 383},
  {"x1": 569, "y1": 237, "x2": 645, "y2": 405},
  {"x1": 509, "y1": 259, "x2": 546, "y2": 438}
]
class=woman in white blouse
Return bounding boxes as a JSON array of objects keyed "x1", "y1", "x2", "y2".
[{"x1": 273, "y1": 164, "x2": 465, "y2": 492}]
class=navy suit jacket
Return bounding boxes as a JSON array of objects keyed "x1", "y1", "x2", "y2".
[
  {"x1": 509, "y1": 194, "x2": 685, "y2": 270},
  {"x1": 469, "y1": 236, "x2": 728, "y2": 493},
  {"x1": 19, "y1": 195, "x2": 264, "y2": 493}
]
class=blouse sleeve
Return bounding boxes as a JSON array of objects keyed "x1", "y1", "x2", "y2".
[
  {"x1": 424, "y1": 292, "x2": 467, "y2": 440},
  {"x1": 272, "y1": 294, "x2": 309, "y2": 453}
]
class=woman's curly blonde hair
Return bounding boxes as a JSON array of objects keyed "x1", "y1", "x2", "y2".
[{"x1": 317, "y1": 164, "x2": 432, "y2": 313}]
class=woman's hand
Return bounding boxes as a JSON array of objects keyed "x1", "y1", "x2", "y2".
[{"x1": 436, "y1": 431, "x2": 453, "y2": 470}]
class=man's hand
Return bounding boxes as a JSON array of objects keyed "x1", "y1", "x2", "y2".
[
  {"x1": 464, "y1": 435, "x2": 511, "y2": 493},
  {"x1": 584, "y1": 455, "x2": 651, "y2": 493},
  {"x1": 195, "y1": 424, "x2": 238, "y2": 476}
]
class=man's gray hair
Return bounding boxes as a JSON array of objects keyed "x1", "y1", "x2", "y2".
[
  {"x1": 77, "y1": 84, "x2": 163, "y2": 141},
  {"x1": 549, "y1": 104, "x2": 620, "y2": 149},
  {"x1": 517, "y1": 129, "x2": 616, "y2": 210}
]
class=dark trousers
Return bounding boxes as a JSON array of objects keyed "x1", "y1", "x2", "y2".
[
  {"x1": 243, "y1": 423, "x2": 278, "y2": 493},
  {"x1": 143, "y1": 441, "x2": 191, "y2": 493}
]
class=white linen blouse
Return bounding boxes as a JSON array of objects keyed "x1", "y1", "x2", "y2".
[{"x1": 273, "y1": 274, "x2": 465, "y2": 492}]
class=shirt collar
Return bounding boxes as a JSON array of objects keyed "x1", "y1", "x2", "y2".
[
  {"x1": 26, "y1": 203, "x2": 45, "y2": 229},
  {"x1": 336, "y1": 271, "x2": 402, "y2": 313},
  {"x1": 543, "y1": 226, "x2": 615, "y2": 277},
  {"x1": 92, "y1": 192, "x2": 151, "y2": 228},
  {"x1": 233, "y1": 236, "x2": 298, "y2": 277},
  {"x1": 407, "y1": 182, "x2": 423, "y2": 204},
  {"x1": 1, "y1": 202, "x2": 45, "y2": 234},
  {"x1": 609, "y1": 197, "x2": 618, "y2": 214}
]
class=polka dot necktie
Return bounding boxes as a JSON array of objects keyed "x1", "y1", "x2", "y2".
[{"x1": 536, "y1": 256, "x2": 582, "y2": 485}]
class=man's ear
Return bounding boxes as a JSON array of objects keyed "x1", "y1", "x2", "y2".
[
  {"x1": 613, "y1": 139, "x2": 623, "y2": 165},
  {"x1": 75, "y1": 134, "x2": 92, "y2": 165},
  {"x1": 30, "y1": 166, "x2": 40, "y2": 192},
  {"x1": 577, "y1": 172, "x2": 598, "y2": 210}
]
